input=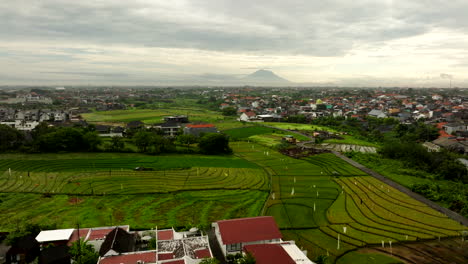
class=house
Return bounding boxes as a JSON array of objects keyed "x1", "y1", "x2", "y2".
[
  {"x1": 5, "y1": 235, "x2": 40, "y2": 264},
  {"x1": 368, "y1": 109, "x2": 387, "y2": 118},
  {"x1": 39, "y1": 244, "x2": 70, "y2": 264},
  {"x1": 422, "y1": 142, "x2": 441, "y2": 152},
  {"x1": 164, "y1": 116, "x2": 189, "y2": 123},
  {"x1": 153, "y1": 122, "x2": 182, "y2": 137},
  {"x1": 212, "y1": 216, "x2": 282, "y2": 256},
  {"x1": 35, "y1": 229, "x2": 75, "y2": 247},
  {"x1": 183, "y1": 124, "x2": 217, "y2": 137},
  {"x1": 243, "y1": 243, "x2": 314, "y2": 264},
  {"x1": 127, "y1": 121, "x2": 144, "y2": 129},
  {"x1": 99, "y1": 228, "x2": 137, "y2": 257},
  {"x1": 239, "y1": 112, "x2": 257, "y2": 122},
  {"x1": 282, "y1": 135, "x2": 297, "y2": 144},
  {"x1": 443, "y1": 123, "x2": 467, "y2": 135},
  {"x1": 243, "y1": 244, "x2": 294, "y2": 264},
  {"x1": 98, "y1": 251, "x2": 157, "y2": 264}
]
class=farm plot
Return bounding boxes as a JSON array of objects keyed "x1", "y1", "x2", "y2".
[
  {"x1": 0, "y1": 153, "x2": 258, "y2": 172},
  {"x1": 232, "y1": 142, "x2": 467, "y2": 263},
  {"x1": 0, "y1": 190, "x2": 268, "y2": 231},
  {"x1": 0, "y1": 167, "x2": 268, "y2": 195},
  {"x1": 82, "y1": 108, "x2": 225, "y2": 124}
]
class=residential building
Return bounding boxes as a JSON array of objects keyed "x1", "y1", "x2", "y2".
[
  {"x1": 212, "y1": 216, "x2": 282, "y2": 256},
  {"x1": 183, "y1": 124, "x2": 217, "y2": 137}
]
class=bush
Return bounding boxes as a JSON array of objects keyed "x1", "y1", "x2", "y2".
[{"x1": 199, "y1": 133, "x2": 232, "y2": 155}]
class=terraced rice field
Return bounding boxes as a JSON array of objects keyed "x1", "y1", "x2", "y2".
[
  {"x1": 0, "y1": 190, "x2": 267, "y2": 231},
  {"x1": 232, "y1": 142, "x2": 467, "y2": 263},
  {"x1": 0, "y1": 167, "x2": 268, "y2": 195},
  {"x1": 0, "y1": 152, "x2": 268, "y2": 231}
]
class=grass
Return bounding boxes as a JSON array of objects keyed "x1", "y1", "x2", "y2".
[
  {"x1": 0, "y1": 190, "x2": 267, "y2": 231},
  {"x1": 337, "y1": 251, "x2": 403, "y2": 264},
  {"x1": 0, "y1": 167, "x2": 269, "y2": 195},
  {"x1": 83, "y1": 108, "x2": 227, "y2": 124},
  {"x1": 324, "y1": 135, "x2": 380, "y2": 147},
  {"x1": 263, "y1": 122, "x2": 337, "y2": 132},
  {"x1": 223, "y1": 126, "x2": 277, "y2": 140},
  {"x1": 0, "y1": 153, "x2": 258, "y2": 172}
]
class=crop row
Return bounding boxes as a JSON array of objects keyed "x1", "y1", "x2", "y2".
[
  {"x1": 0, "y1": 167, "x2": 268, "y2": 194},
  {"x1": 0, "y1": 190, "x2": 268, "y2": 231}
]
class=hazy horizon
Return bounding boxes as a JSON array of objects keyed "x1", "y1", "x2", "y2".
[{"x1": 1, "y1": 1, "x2": 468, "y2": 87}]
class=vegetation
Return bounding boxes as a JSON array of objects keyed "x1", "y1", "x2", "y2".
[
  {"x1": 221, "y1": 107, "x2": 237, "y2": 116},
  {"x1": 347, "y1": 152, "x2": 468, "y2": 218},
  {"x1": 199, "y1": 133, "x2": 232, "y2": 154},
  {"x1": 82, "y1": 107, "x2": 228, "y2": 124},
  {"x1": 69, "y1": 239, "x2": 99, "y2": 264},
  {"x1": 336, "y1": 251, "x2": 403, "y2": 264},
  {"x1": 200, "y1": 258, "x2": 220, "y2": 264},
  {"x1": 0, "y1": 190, "x2": 268, "y2": 231},
  {"x1": 233, "y1": 142, "x2": 466, "y2": 263}
]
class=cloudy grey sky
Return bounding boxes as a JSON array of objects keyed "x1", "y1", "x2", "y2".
[{"x1": 1, "y1": 0, "x2": 467, "y2": 86}]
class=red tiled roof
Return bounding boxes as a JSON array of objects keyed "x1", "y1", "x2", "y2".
[
  {"x1": 67, "y1": 228, "x2": 90, "y2": 246},
  {"x1": 217, "y1": 216, "x2": 282, "y2": 244},
  {"x1": 244, "y1": 112, "x2": 256, "y2": 117},
  {"x1": 99, "y1": 251, "x2": 157, "y2": 264},
  {"x1": 243, "y1": 244, "x2": 294, "y2": 264},
  {"x1": 158, "y1": 253, "x2": 175, "y2": 260},
  {"x1": 185, "y1": 124, "x2": 215, "y2": 128},
  {"x1": 194, "y1": 248, "x2": 211, "y2": 259},
  {"x1": 88, "y1": 228, "x2": 115, "y2": 240},
  {"x1": 160, "y1": 260, "x2": 185, "y2": 264},
  {"x1": 157, "y1": 230, "x2": 174, "y2": 241}
]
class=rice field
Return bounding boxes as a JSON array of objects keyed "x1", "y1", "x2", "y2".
[
  {"x1": 0, "y1": 151, "x2": 268, "y2": 231},
  {"x1": 0, "y1": 167, "x2": 268, "y2": 195},
  {"x1": 0, "y1": 190, "x2": 267, "y2": 231},
  {"x1": 231, "y1": 141, "x2": 467, "y2": 263},
  {"x1": 82, "y1": 108, "x2": 226, "y2": 124}
]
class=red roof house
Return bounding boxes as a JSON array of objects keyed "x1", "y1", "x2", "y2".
[
  {"x1": 98, "y1": 251, "x2": 157, "y2": 264},
  {"x1": 183, "y1": 124, "x2": 218, "y2": 136},
  {"x1": 213, "y1": 216, "x2": 282, "y2": 256},
  {"x1": 243, "y1": 244, "x2": 295, "y2": 264}
]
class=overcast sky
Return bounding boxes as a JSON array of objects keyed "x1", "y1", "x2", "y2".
[{"x1": 1, "y1": 0, "x2": 467, "y2": 87}]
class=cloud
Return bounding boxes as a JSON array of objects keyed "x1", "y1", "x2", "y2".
[
  {"x1": 440, "y1": 73, "x2": 453, "y2": 79},
  {"x1": 0, "y1": 0, "x2": 452, "y2": 56},
  {"x1": 1, "y1": 0, "x2": 468, "y2": 85}
]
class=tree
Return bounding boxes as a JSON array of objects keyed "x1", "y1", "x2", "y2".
[
  {"x1": 200, "y1": 258, "x2": 220, "y2": 264},
  {"x1": 198, "y1": 133, "x2": 232, "y2": 154},
  {"x1": 83, "y1": 131, "x2": 102, "y2": 151},
  {"x1": 237, "y1": 252, "x2": 256, "y2": 264},
  {"x1": 222, "y1": 107, "x2": 237, "y2": 116},
  {"x1": 0, "y1": 124, "x2": 24, "y2": 152},
  {"x1": 315, "y1": 255, "x2": 329, "y2": 264},
  {"x1": 177, "y1": 134, "x2": 197, "y2": 150},
  {"x1": 69, "y1": 239, "x2": 99, "y2": 264},
  {"x1": 109, "y1": 136, "x2": 125, "y2": 152},
  {"x1": 133, "y1": 131, "x2": 153, "y2": 152}
]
